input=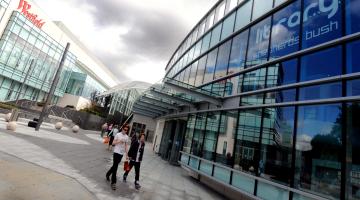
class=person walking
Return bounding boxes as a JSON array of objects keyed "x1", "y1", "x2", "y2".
[
  {"x1": 123, "y1": 133, "x2": 145, "y2": 189},
  {"x1": 101, "y1": 123, "x2": 108, "y2": 138},
  {"x1": 106, "y1": 125, "x2": 129, "y2": 190},
  {"x1": 107, "y1": 125, "x2": 119, "y2": 151}
]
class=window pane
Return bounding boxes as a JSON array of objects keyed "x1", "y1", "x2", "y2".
[
  {"x1": 299, "y1": 82, "x2": 342, "y2": 101},
  {"x1": 247, "y1": 17, "x2": 271, "y2": 67},
  {"x1": 266, "y1": 59, "x2": 298, "y2": 87},
  {"x1": 346, "y1": 102, "x2": 360, "y2": 200},
  {"x1": 347, "y1": 40, "x2": 360, "y2": 73},
  {"x1": 201, "y1": 32, "x2": 211, "y2": 54},
  {"x1": 215, "y1": 111, "x2": 237, "y2": 166},
  {"x1": 346, "y1": 0, "x2": 360, "y2": 34},
  {"x1": 302, "y1": 0, "x2": 343, "y2": 49},
  {"x1": 228, "y1": 30, "x2": 248, "y2": 75},
  {"x1": 214, "y1": 40, "x2": 231, "y2": 80},
  {"x1": 195, "y1": 55, "x2": 207, "y2": 86},
  {"x1": 221, "y1": 12, "x2": 236, "y2": 40},
  {"x1": 235, "y1": 109, "x2": 262, "y2": 174},
  {"x1": 203, "y1": 112, "x2": 221, "y2": 160},
  {"x1": 259, "y1": 107, "x2": 294, "y2": 186},
  {"x1": 203, "y1": 48, "x2": 218, "y2": 83},
  {"x1": 224, "y1": 75, "x2": 243, "y2": 96},
  {"x1": 210, "y1": 23, "x2": 222, "y2": 48},
  {"x1": 235, "y1": 0, "x2": 253, "y2": 31},
  {"x1": 191, "y1": 113, "x2": 207, "y2": 156},
  {"x1": 188, "y1": 61, "x2": 198, "y2": 86},
  {"x1": 270, "y1": 0, "x2": 300, "y2": 59},
  {"x1": 265, "y1": 89, "x2": 296, "y2": 103},
  {"x1": 347, "y1": 79, "x2": 360, "y2": 96},
  {"x1": 241, "y1": 94, "x2": 264, "y2": 106},
  {"x1": 183, "y1": 114, "x2": 196, "y2": 153},
  {"x1": 295, "y1": 104, "x2": 342, "y2": 199},
  {"x1": 252, "y1": 0, "x2": 273, "y2": 20},
  {"x1": 242, "y1": 68, "x2": 267, "y2": 92},
  {"x1": 300, "y1": 46, "x2": 342, "y2": 81},
  {"x1": 215, "y1": 2, "x2": 226, "y2": 24}
]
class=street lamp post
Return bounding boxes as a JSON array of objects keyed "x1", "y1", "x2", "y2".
[{"x1": 35, "y1": 43, "x2": 70, "y2": 131}]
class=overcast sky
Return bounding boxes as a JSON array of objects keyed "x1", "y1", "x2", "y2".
[{"x1": 32, "y1": 0, "x2": 217, "y2": 84}]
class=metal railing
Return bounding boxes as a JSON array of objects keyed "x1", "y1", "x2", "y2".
[{"x1": 179, "y1": 151, "x2": 329, "y2": 200}]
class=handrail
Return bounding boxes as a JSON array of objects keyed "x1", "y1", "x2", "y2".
[{"x1": 179, "y1": 151, "x2": 329, "y2": 200}]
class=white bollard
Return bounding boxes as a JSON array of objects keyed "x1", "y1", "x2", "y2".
[
  {"x1": 4, "y1": 113, "x2": 11, "y2": 122},
  {"x1": 55, "y1": 122, "x2": 63, "y2": 130},
  {"x1": 6, "y1": 121, "x2": 16, "y2": 131},
  {"x1": 72, "y1": 125, "x2": 79, "y2": 133}
]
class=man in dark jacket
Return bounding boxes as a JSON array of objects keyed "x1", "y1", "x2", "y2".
[{"x1": 123, "y1": 133, "x2": 145, "y2": 189}]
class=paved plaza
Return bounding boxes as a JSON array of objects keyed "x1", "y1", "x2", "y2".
[{"x1": 0, "y1": 118, "x2": 226, "y2": 200}]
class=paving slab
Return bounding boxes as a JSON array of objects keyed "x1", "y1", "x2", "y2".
[{"x1": 0, "y1": 119, "x2": 226, "y2": 200}]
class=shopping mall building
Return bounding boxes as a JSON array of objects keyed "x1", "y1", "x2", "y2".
[
  {"x1": 131, "y1": 0, "x2": 360, "y2": 199},
  {"x1": 0, "y1": 0, "x2": 118, "y2": 110}
]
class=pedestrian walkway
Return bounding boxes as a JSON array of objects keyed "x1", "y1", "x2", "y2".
[
  {"x1": 0, "y1": 119, "x2": 226, "y2": 200},
  {"x1": 0, "y1": 152, "x2": 96, "y2": 200}
]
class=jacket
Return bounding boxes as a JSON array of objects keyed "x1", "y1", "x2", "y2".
[{"x1": 128, "y1": 139, "x2": 145, "y2": 162}]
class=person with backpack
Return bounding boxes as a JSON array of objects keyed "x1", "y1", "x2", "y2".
[
  {"x1": 106, "y1": 125, "x2": 130, "y2": 190},
  {"x1": 123, "y1": 133, "x2": 145, "y2": 189}
]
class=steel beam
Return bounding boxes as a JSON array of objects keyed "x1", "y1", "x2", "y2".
[
  {"x1": 135, "y1": 101, "x2": 170, "y2": 112},
  {"x1": 141, "y1": 96, "x2": 179, "y2": 110},
  {"x1": 133, "y1": 105, "x2": 164, "y2": 115},
  {"x1": 134, "y1": 104, "x2": 169, "y2": 114},
  {"x1": 133, "y1": 111, "x2": 158, "y2": 119},
  {"x1": 164, "y1": 81, "x2": 222, "y2": 106},
  {"x1": 133, "y1": 108, "x2": 159, "y2": 118},
  {"x1": 149, "y1": 88, "x2": 194, "y2": 107}
]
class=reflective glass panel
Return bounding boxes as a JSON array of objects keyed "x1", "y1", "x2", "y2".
[
  {"x1": 346, "y1": 102, "x2": 360, "y2": 200},
  {"x1": 214, "y1": 40, "x2": 231, "y2": 80},
  {"x1": 210, "y1": 23, "x2": 223, "y2": 48},
  {"x1": 252, "y1": 0, "x2": 273, "y2": 20},
  {"x1": 266, "y1": 59, "x2": 298, "y2": 87},
  {"x1": 295, "y1": 104, "x2": 342, "y2": 199},
  {"x1": 302, "y1": 0, "x2": 343, "y2": 49},
  {"x1": 270, "y1": 0, "x2": 301, "y2": 59},
  {"x1": 259, "y1": 107, "x2": 295, "y2": 185},
  {"x1": 242, "y1": 68, "x2": 267, "y2": 92},
  {"x1": 195, "y1": 55, "x2": 207, "y2": 86},
  {"x1": 300, "y1": 46, "x2": 342, "y2": 81},
  {"x1": 221, "y1": 12, "x2": 236, "y2": 40},
  {"x1": 203, "y1": 48, "x2": 218, "y2": 83},
  {"x1": 346, "y1": 0, "x2": 360, "y2": 34},
  {"x1": 235, "y1": 0, "x2": 253, "y2": 31},
  {"x1": 247, "y1": 17, "x2": 271, "y2": 67},
  {"x1": 228, "y1": 30, "x2": 248, "y2": 75},
  {"x1": 347, "y1": 79, "x2": 360, "y2": 96},
  {"x1": 235, "y1": 109, "x2": 262, "y2": 174},
  {"x1": 299, "y1": 82, "x2": 342, "y2": 101},
  {"x1": 347, "y1": 40, "x2": 360, "y2": 73}
]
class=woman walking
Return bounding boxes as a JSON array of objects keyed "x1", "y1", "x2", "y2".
[
  {"x1": 106, "y1": 125, "x2": 129, "y2": 190},
  {"x1": 123, "y1": 133, "x2": 145, "y2": 189}
]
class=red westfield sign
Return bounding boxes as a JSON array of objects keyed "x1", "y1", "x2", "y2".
[{"x1": 17, "y1": 0, "x2": 45, "y2": 29}]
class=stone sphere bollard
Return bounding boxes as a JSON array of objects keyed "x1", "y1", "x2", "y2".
[
  {"x1": 6, "y1": 121, "x2": 16, "y2": 131},
  {"x1": 55, "y1": 122, "x2": 63, "y2": 130},
  {"x1": 4, "y1": 113, "x2": 11, "y2": 122},
  {"x1": 72, "y1": 125, "x2": 79, "y2": 133}
]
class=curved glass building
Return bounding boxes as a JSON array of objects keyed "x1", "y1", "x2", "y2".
[{"x1": 133, "y1": 0, "x2": 360, "y2": 199}]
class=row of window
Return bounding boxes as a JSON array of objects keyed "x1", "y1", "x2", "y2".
[
  {"x1": 174, "y1": 39, "x2": 360, "y2": 99},
  {"x1": 182, "y1": 102, "x2": 360, "y2": 199},
  {"x1": 169, "y1": 0, "x2": 360, "y2": 89},
  {"x1": 167, "y1": 0, "x2": 290, "y2": 74}
]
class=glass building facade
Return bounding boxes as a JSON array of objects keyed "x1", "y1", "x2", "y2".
[
  {"x1": 0, "y1": 6, "x2": 109, "y2": 105},
  {"x1": 150, "y1": 0, "x2": 360, "y2": 199}
]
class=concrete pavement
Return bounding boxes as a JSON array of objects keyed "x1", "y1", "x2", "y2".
[{"x1": 0, "y1": 118, "x2": 226, "y2": 200}]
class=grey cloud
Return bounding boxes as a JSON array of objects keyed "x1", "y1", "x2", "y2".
[{"x1": 71, "y1": 0, "x2": 217, "y2": 82}]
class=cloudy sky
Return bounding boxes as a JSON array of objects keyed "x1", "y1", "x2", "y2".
[{"x1": 32, "y1": 0, "x2": 217, "y2": 85}]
